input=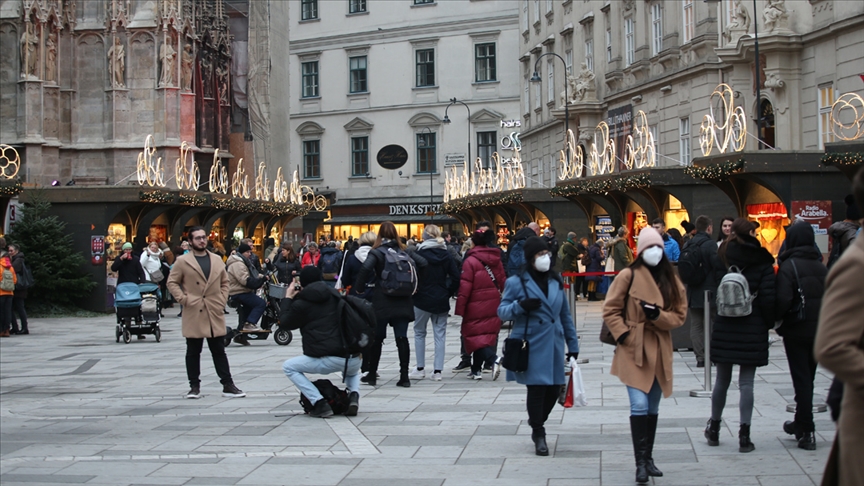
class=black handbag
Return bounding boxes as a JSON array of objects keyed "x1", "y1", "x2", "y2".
[
  {"x1": 502, "y1": 278, "x2": 531, "y2": 372},
  {"x1": 788, "y1": 259, "x2": 806, "y2": 322}
]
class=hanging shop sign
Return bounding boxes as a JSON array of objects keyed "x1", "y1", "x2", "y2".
[
  {"x1": 830, "y1": 92, "x2": 864, "y2": 141},
  {"x1": 376, "y1": 144, "x2": 409, "y2": 170},
  {"x1": 699, "y1": 83, "x2": 747, "y2": 156},
  {"x1": 91, "y1": 235, "x2": 105, "y2": 265},
  {"x1": 791, "y1": 200, "x2": 833, "y2": 253}
]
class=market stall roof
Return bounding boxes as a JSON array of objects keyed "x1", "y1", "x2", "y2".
[{"x1": 325, "y1": 215, "x2": 459, "y2": 225}]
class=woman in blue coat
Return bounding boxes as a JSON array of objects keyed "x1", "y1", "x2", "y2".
[{"x1": 498, "y1": 237, "x2": 580, "y2": 456}]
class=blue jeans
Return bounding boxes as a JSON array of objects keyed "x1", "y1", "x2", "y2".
[
  {"x1": 413, "y1": 307, "x2": 447, "y2": 371},
  {"x1": 231, "y1": 292, "x2": 266, "y2": 325},
  {"x1": 282, "y1": 355, "x2": 362, "y2": 403},
  {"x1": 627, "y1": 379, "x2": 662, "y2": 416}
]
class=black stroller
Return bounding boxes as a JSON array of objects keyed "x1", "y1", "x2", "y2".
[{"x1": 114, "y1": 282, "x2": 162, "y2": 343}]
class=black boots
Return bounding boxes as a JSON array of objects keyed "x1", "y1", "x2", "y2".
[
  {"x1": 784, "y1": 420, "x2": 816, "y2": 450},
  {"x1": 310, "y1": 398, "x2": 334, "y2": 418},
  {"x1": 645, "y1": 414, "x2": 663, "y2": 477},
  {"x1": 530, "y1": 425, "x2": 549, "y2": 456},
  {"x1": 361, "y1": 342, "x2": 382, "y2": 386},
  {"x1": 345, "y1": 392, "x2": 359, "y2": 417},
  {"x1": 738, "y1": 423, "x2": 755, "y2": 453},
  {"x1": 395, "y1": 337, "x2": 411, "y2": 387},
  {"x1": 704, "y1": 418, "x2": 721, "y2": 446},
  {"x1": 630, "y1": 416, "x2": 649, "y2": 484}
]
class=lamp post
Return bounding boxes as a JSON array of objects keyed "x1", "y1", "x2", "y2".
[
  {"x1": 443, "y1": 97, "x2": 472, "y2": 167},
  {"x1": 418, "y1": 126, "x2": 435, "y2": 223},
  {"x1": 531, "y1": 53, "x2": 569, "y2": 168}
]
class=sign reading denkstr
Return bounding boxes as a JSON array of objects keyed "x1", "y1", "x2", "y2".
[{"x1": 389, "y1": 204, "x2": 441, "y2": 216}]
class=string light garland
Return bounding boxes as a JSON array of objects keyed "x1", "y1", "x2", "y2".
[
  {"x1": 179, "y1": 193, "x2": 207, "y2": 206},
  {"x1": 211, "y1": 197, "x2": 309, "y2": 217},
  {"x1": 139, "y1": 190, "x2": 175, "y2": 204},
  {"x1": 440, "y1": 191, "x2": 523, "y2": 214},
  {"x1": 684, "y1": 158, "x2": 745, "y2": 180},
  {"x1": 820, "y1": 152, "x2": 863, "y2": 167},
  {"x1": 0, "y1": 178, "x2": 23, "y2": 196},
  {"x1": 550, "y1": 173, "x2": 651, "y2": 197}
]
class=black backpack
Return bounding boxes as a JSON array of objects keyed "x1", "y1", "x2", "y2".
[
  {"x1": 678, "y1": 239, "x2": 708, "y2": 286},
  {"x1": 376, "y1": 247, "x2": 417, "y2": 296},
  {"x1": 319, "y1": 250, "x2": 341, "y2": 278},
  {"x1": 339, "y1": 294, "x2": 377, "y2": 354},
  {"x1": 299, "y1": 379, "x2": 350, "y2": 415},
  {"x1": 14, "y1": 261, "x2": 34, "y2": 291}
]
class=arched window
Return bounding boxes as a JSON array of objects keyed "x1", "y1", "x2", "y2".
[{"x1": 758, "y1": 98, "x2": 775, "y2": 150}]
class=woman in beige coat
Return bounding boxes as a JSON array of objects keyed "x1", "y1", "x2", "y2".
[
  {"x1": 814, "y1": 173, "x2": 864, "y2": 486},
  {"x1": 603, "y1": 227, "x2": 687, "y2": 484}
]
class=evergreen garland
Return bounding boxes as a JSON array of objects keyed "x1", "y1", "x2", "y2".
[
  {"x1": 820, "y1": 152, "x2": 863, "y2": 167},
  {"x1": 550, "y1": 173, "x2": 651, "y2": 197},
  {"x1": 683, "y1": 158, "x2": 745, "y2": 180},
  {"x1": 139, "y1": 190, "x2": 174, "y2": 204},
  {"x1": 440, "y1": 191, "x2": 523, "y2": 214},
  {"x1": 0, "y1": 179, "x2": 23, "y2": 197}
]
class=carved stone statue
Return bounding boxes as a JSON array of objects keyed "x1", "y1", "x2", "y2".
[
  {"x1": 201, "y1": 54, "x2": 213, "y2": 98},
  {"x1": 107, "y1": 37, "x2": 126, "y2": 88},
  {"x1": 44, "y1": 29, "x2": 57, "y2": 83},
  {"x1": 763, "y1": 0, "x2": 790, "y2": 33},
  {"x1": 20, "y1": 22, "x2": 39, "y2": 79},
  {"x1": 217, "y1": 62, "x2": 229, "y2": 105},
  {"x1": 159, "y1": 39, "x2": 176, "y2": 87},
  {"x1": 560, "y1": 61, "x2": 596, "y2": 106},
  {"x1": 723, "y1": 0, "x2": 751, "y2": 44},
  {"x1": 180, "y1": 43, "x2": 193, "y2": 91}
]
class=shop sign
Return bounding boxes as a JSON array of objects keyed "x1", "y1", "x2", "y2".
[
  {"x1": 500, "y1": 120, "x2": 521, "y2": 128},
  {"x1": 500, "y1": 131, "x2": 521, "y2": 151},
  {"x1": 389, "y1": 204, "x2": 441, "y2": 216},
  {"x1": 792, "y1": 200, "x2": 832, "y2": 253},
  {"x1": 445, "y1": 153, "x2": 465, "y2": 166},
  {"x1": 91, "y1": 235, "x2": 105, "y2": 265},
  {"x1": 4, "y1": 198, "x2": 21, "y2": 234},
  {"x1": 377, "y1": 145, "x2": 409, "y2": 170}
]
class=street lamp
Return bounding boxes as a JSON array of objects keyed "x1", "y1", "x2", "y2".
[
  {"x1": 531, "y1": 53, "x2": 569, "y2": 167},
  {"x1": 418, "y1": 126, "x2": 435, "y2": 222},
  {"x1": 443, "y1": 97, "x2": 472, "y2": 166}
]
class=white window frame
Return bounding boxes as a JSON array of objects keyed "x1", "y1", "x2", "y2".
[
  {"x1": 651, "y1": 3, "x2": 663, "y2": 56},
  {"x1": 565, "y1": 48, "x2": 573, "y2": 75},
  {"x1": 679, "y1": 117, "x2": 691, "y2": 166},
  {"x1": 532, "y1": 0, "x2": 540, "y2": 24},
  {"x1": 606, "y1": 28, "x2": 612, "y2": 63},
  {"x1": 624, "y1": 18, "x2": 635, "y2": 66},
  {"x1": 524, "y1": 78, "x2": 531, "y2": 114},
  {"x1": 650, "y1": 125, "x2": 659, "y2": 159},
  {"x1": 818, "y1": 85, "x2": 835, "y2": 149},
  {"x1": 546, "y1": 0, "x2": 553, "y2": 14},
  {"x1": 533, "y1": 72, "x2": 541, "y2": 111},
  {"x1": 584, "y1": 38, "x2": 594, "y2": 72},
  {"x1": 682, "y1": 0, "x2": 695, "y2": 44},
  {"x1": 521, "y1": 0, "x2": 529, "y2": 31},
  {"x1": 546, "y1": 59, "x2": 554, "y2": 103}
]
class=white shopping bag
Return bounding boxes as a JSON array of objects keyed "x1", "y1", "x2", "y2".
[{"x1": 563, "y1": 356, "x2": 588, "y2": 408}]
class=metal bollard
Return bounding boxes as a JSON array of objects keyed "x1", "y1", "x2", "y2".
[{"x1": 690, "y1": 291, "x2": 713, "y2": 398}]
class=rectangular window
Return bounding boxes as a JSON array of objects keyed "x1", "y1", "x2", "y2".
[
  {"x1": 818, "y1": 85, "x2": 835, "y2": 149},
  {"x1": 679, "y1": 117, "x2": 691, "y2": 165},
  {"x1": 650, "y1": 125, "x2": 659, "y2": 157},
  {"x1": 624, "y1": 18, "x2": 635, "y2": 66},
  {"x1": 606, "y1": 28, "x2": 612, "y2": 62},
  {"x1": 532, "y1": 0, "x2": 540, "y2": 23},
  {"x1": 533, "y1": 75, "x2": 541, "y2": 110},
  {"x1": 301, "y1": 0, "x2": 318, "y2": 20},
  {"x1": 301, "y1": 61, "x2": 319, "y2": 98},
  {"x1": 524, "y1": 80, "x2": 530, "y2": 114},
  {"x1": 545, "y1": 0, "x2": 552, "y2": 13},
  {"x1": 683, "y1": 0, "x2": 695, "y2": 43},
  {"x1": 349, "y1": 0, "x2": 366, "y2": 14},
  {"x1": 416, "y1": 132, "x2": 436, "y2": 173},
  {"x1": 303, "y1": 140, "x2": 321, "y2": 179},
  {"x1": 651, "y1": 4, "x2": 663, "y2": 55},
  {"x1": 475, "y1": 43, "x2": 497, "y2": 82},
  {"x1": 415, "y1": 49, "x2": 435, "y2": 87},
  {"x1": 477, "y1": 131, "x2": 497, "y2": 169},
  {"x1": 565, "y1": 48, "x2": 573, "y2": 75},
  {"x1": 546, "y1": 59, "x2": 554, "y2": 103},
  {"x1": 584, "y1": 38, "x2": 594, "y2": 72},
  {"x1": 521, "y1": 0, "x2": 529, "y2": 31},
  {"x1": 351, "y1": 136, "x2": 369, "y2": 176},
  {"x1": 349, "y1": 56, "x2": 367, "y2": 93}
]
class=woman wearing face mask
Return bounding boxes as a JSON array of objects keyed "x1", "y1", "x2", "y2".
[
  {"x1": 602, "y1": 227, "x2": 687, "y2": 484},
  {"x1": 498, "y1": 236, "x2": 580, "y2": 457}
]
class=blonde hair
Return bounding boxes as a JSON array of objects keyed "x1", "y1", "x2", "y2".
[
  {"x1": 461, "y1": 239, "x2": 474, "y2": 254},
  {"x1": 358, "y1": 231, "x2": 376, "y2": 246},
  {"x1": 423, "y1": 224, "x2": 441, "y2": 240}
]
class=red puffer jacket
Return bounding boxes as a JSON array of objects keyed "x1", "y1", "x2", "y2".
[{"x1": 456, "y1": 246, "x2": 506, "y2": 354}]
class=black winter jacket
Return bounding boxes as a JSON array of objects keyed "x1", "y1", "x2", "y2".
[
  {"x1": 10, "y1": 252, "x2": 28, "y2": 298},
  {"x1": 111, "y1": 254, "x2": 146, "y2": 285},
  {"x1": 278, "y1": 281, "x2": 350, "y2": 358},
  {"x1": 340, "y1": 245, "x2": 375, "y2": 300},
  {"x1": 711, "y1": 237, "x2": 776, "y2": 367},
  {"x1": 543, "y1": 235, "x2": 560, "y2": 267},
  {"x1": 270, "y1": 253, "x2": 301, "y2": 284},
  {"x1": 775, "y1": 223, "x2": 827, "y2": 339},
  {"x1": 412, "y1": 243, "x2": 460, "y2": 314},
  {"x1": 685, "y1": 231, "x2": 727, "y2": 309},
  {"x1": 355, "y1": 240, "x2": 427, "y2": 323}
]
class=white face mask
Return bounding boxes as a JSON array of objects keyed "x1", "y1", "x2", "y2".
[
  {"x1": 641, "y1": 247, "x2": 664, "y2": 267},
  {"x1": 534, "y1": 254, "x2": 551, "y2": 272}
]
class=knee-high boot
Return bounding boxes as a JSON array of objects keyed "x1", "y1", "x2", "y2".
[
  {"x1": 396, "y1": 337, "x2": 411, "y2": 387},
  {"x1": 361, "y1": 341, "x2": 382, "y2": 386},
  {"x1": 630, "y1": 415, "x2": 649, "y2": 484},
  {"x1": 645, "y1": 414, "x2": 663, "y2": 477}
]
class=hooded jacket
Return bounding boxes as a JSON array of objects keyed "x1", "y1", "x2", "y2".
[
  {"x1": 828, "y1": 220, "x2": 860, "y2": 255},
  {"x1": 340, "y1": 245, "x2": 375, "y2": 300},
  {"x1": 711, "y1": 236, "x2": 776, "y2": 367},
  {"x1": 278, "y1": 281, "x2": 349, "y2": 358},
  {"x1": 506, "y1": 226, "x2": 537, "y2": 276},
  {"x1": 0, "y1": 254, "x2": 17, "y2": 297},
  {"x1": 684, "y1": 231, "x2": 727, "y2": 309},
  {"x1": 226, "y1": 253, "x2": 260, "y2": 295},
  {"x1": 355, "y1": 240, "x2": 427, "y2": 322},
  {"x1": 456, "y1": 246, "x2": 506, "y2": 354},
  {"x1": 607, "y1": 236, "x2": 633, "y2": 272},
  {"x1": 316, "y1": 246, "x2": 343, "y2": 280},
  {"x1": 775, "y1": 222, "x2": 827, "y2": 339},
  {"x1": 560, "y1": 239, "x2": 580, "y2": 272},
  {"x1": 413, "y1": 239, "x2": 460, "y2": 314}
]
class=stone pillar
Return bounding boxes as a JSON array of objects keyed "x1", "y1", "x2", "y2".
[
  {"x1": 105, "y1": 87, "x2": 130, "y2": 142},
  {"x1": 157, "y1": 86, "x2": 181, "y2": 144},
  {"x1": 180, "y1": 92, "x2": 196, "y2": 146},
  {"x1": 17, "y1": 79, "x2": 43, "y2": 143}
]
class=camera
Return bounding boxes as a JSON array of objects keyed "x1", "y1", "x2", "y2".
[{"x1": 294, "y1": 285, "x2": 301, "y2": 291}]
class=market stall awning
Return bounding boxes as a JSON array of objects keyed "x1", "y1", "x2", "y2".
[{"x1": 325, "y1": 215, "x2": 459, "y2": 225}]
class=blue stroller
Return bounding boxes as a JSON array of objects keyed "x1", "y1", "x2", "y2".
[{"x1": 115, "y1": 282, "x2": 162, "y2": 343}]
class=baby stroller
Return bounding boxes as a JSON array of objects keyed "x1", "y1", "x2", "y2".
[{"x1": 114, "y1": 282, "x2": 162, "y2": 343}]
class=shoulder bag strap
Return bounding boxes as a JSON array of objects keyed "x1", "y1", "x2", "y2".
[{"x1": 483, "y1": 265, "x2": 501, "y2": 296}]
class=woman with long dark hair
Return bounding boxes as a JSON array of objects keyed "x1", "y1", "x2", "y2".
[
  {"x1": 603, "y1": 227, "x2": 686, "y2": 483},
  {"x1": 717, "y1": 216, "x2": 735, "y2": 246},
  {"x1": 354, "y1": 222, "x2": 426, "y2": 387},
  {"x1": 705, "y1": 218, "x2": 776, "y2": 453},
  {"x1": 270, "y1": 243, "x2": 302, "y2": 284}
]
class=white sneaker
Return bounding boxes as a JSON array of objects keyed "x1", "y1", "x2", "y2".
[
  {"x1": 431, "y1": 372, "x2": 443, "y2": 381},
  {"x1": 243, "y1": 322, "x2": 261, "y2": 332},
  {"x1": 468, "y1": 371, "x2": 483, "y2": 380},
  {"x1": 493, "y1": 359, "x2": 502, "y2": 381},
  {"x1": 408, "y1": 368, "x2": 426, "y2": 379}
]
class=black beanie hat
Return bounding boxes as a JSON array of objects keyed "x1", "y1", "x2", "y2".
[
  {"x1": 523, "y1": 236, "x2": 549, "y2": 263},
  {"x1": 299, "y1": 266, "x2": 322, "y2": 287},
  {"x1": 237, "y1": 243, "x2": 252, "y2": 254}
]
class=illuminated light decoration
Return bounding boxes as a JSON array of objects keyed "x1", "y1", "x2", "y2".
[
  {"x1": 699, "y1": 83, "x2": 747, "y2": 156},
  {"x1": 820, "y1": 152, "x2": 864, "y2": 167},
  {"x1": 231, "y1": 159, "x2": 250, "y2": 199},
  {"x1": 0, "y1": 179, "x2": 23, "y2": 197},
  {"x1": 558, "y1": 129, "x2": 584, "y2": 180},
  {"x1": 136, "y1": 135, "x2": 166, "y2": 187},
  {"x1": 208, "y1": 149, "x2": 229, "y2": 194},
  {"x1": 255, "y1": 161, "x2": 271, "y2": 201},
  {"x1": 139, "y1": 190, "x2": 174, "y2": 204},
  {"x1": 273, "y1": 167, "x2": 290, "y2": 203},
  {"x1": 440, "y1": 190, "x2": 523, "y2": 214},
  {"x1": 683, "y1": 158, "x2": 745, "y2": 180},
  {"x1": 589, "y1": 121, "x2": 615, "y2": 176},
  {"x1": 0, "y1": 144, "x2": 21, "y2": 180},
  {"x1": 179, "y1": 193, "x2": 207, "y2": 206},
  {"x1": 443, "y1": 149, "x2": 526, "y2": 203},
  {"x1": 830, "y1": 92, "x2": 864, "y2": 141},
  {"x1": 624, "y1": 110, "x2": 656, "y2": 170},
  {"x1": 174, "y1": 141, "x2": 199, "y2": 191},
  {"x1": 550, "y1": 173, "x2": 651, "y2": 197}
]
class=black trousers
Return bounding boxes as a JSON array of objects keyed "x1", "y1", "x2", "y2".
[
  {"x1": 783, "y1": 336, "x2": 818, "y2": 431},
  {"x1": 0, "y1": 295, "x2": 12, "y2": 332},
  {"x1": 11, "y1": 295, "x2": 27, "y2": 331},
  {"x1": 470, "y1": 346, "x2": 495, "y2": 373},
  {"x1": 526, "y1": 385, "x2": 560, "y2": 432},
  {"x1": 185, "y1": 337, "x2": 233, "y2": 387}
]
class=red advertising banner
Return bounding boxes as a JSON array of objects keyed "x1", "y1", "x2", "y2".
[{"x1": 791, "y1": 200, "x2": 832, "y2": 252}]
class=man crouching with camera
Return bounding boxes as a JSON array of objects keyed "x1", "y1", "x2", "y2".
[{"x1": 279, "y1": 266, "x2": 361, "y2": 418}]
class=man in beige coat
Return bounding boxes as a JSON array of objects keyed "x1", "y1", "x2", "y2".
[
  {"x1": 167, "y1": 226, "x2": 245, "y2": 399},
  {"x1": 814, "y1": 168, "x2": 864, "y2": 486}
]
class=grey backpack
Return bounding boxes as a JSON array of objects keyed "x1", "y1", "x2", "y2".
[{"x1": 716, "y1": 265, "x2": 756, "y2": 317}]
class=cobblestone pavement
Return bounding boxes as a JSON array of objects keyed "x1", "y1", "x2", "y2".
[{"x1": 0, "y1": 302, "x2": 832, "y2": 485}]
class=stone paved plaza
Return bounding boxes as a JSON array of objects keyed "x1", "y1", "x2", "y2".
[{"x1": 0, "y1": 302, "x2": 833, "y2": 485}]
